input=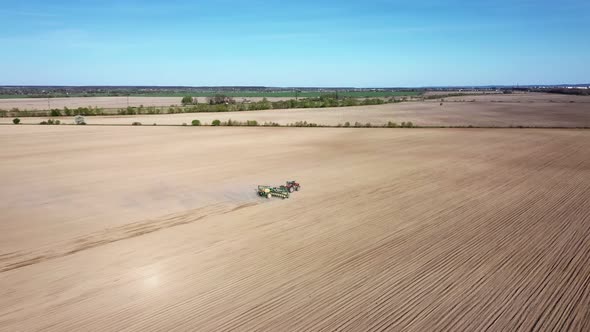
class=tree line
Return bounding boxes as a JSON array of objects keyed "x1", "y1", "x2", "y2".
[
  {"x1": 181, "y1": 94, "x2": 389, "y2": 108},
  {"x1": 1, "y1": 95, "x2": 393, "y2": 117}
]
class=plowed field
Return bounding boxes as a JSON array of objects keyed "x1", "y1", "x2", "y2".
[{"x1": 1, "y1": 126, "x2": 589, "y2": 331}]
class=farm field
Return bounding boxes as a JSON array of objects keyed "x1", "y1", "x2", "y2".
[
  {"x1": 422, "y1": 90, "x2": 501, "y2": 97},
  {"x1": 0, "y1": 96, "x2": 292, "y2": 110},
  {"x1": 0, "y1": 92, "x2": 419, "y2": 110},
  {"x1": 1, "y1": 126, "x2": 589, "y2": 331},
  {"x1": 2, "y1": 93, "x2": 589, "y2": 127},
  {"x1": 0, "y1": 91, "x2": 420, "y2": 100},
  {"x1": 444, "y1": 92, "x2": 590, "y2": 103}
]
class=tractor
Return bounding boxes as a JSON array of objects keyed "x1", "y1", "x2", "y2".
[
  {"x1": 283, "y1": 180, "x2": 301, "y2": 193},
  {"x1": 257, "y1": 185, "x2": 289, "y2": 199}
]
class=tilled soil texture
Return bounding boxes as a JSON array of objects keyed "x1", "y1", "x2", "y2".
[{"x1": 1, "y1": 126, "x2": 589, "y2": 331}]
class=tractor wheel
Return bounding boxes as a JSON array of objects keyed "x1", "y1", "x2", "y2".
[
  {"x1": 266, "y1": 193, "x2": 272, "y2": 199},
  {"x1": 295, "y1": 186, "x2": 300, "y2": 191},
  {"x1": 289, "y1": 187, "x2": 294, "y2": 193}
]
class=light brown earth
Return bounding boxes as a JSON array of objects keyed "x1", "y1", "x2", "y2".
[
  {"x1": 444, "y1": 92, "x2": 590, "y2": 103},
  {"x1": 1, "y1": 126, "x2": 590, "y2": 331},
  {"x1": 1, "y1": 92, "x2": 588, "y2": 127}
]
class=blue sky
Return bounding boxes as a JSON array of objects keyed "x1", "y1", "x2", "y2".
[{"x1": 0, "y1": 0, "x2": 588, "y2": 87}]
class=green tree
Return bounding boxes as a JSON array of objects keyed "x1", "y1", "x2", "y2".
[
  {"x1": 181, "y1": 96, "x2": 194, "y2": 105},
  {"x1": 208, "y1": 94, "x2": 235, "y2": 105},
  {"x1": 259, "y1": 97, "x2": 271, "y2": 110},
  {"x1": 211, "y1": 119, "x2": 221, "y2": 126},
  {"x1": 12, "y1": 118, "x2": 20, "y2": 124},
  {"x1": 74, "y1": 115, "x2": 86, "y2": 125},
  {"x1": 191, "y1": 119, "x2": 201, "y2": 126}
]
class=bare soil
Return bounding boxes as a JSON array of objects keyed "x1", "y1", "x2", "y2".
[
  {"x1": 0, "y1": 96, "x2": 289, "y2": 110},
  {"x1": 1, "y1": 126, "x2": 589, "y2": 331}
]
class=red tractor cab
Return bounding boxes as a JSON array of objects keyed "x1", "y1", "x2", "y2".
[{"x1": 284, "y1": 180, "x2": 300, "y2": 193}]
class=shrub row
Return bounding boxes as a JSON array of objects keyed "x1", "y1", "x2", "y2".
[
  {"x1": 169, "y1": 97, "x2": 388, "y2": 114},
  {"x1": 3, "y1": 97, "x2": 393, "y2": 118},
  {"x1": 2, "y1": 107, "x2": 107, "y2": 118},
  {"x1": 40, "y1": 119, "x2": 61, "y2": 125}
]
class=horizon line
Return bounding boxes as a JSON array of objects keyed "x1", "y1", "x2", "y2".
[{"x1": 1, "y1": 84, "x2": 589, "y2": 89}]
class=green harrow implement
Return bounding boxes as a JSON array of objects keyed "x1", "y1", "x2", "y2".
[{"x1": 257, "y1": 185, "x2": 290, "y2": 199}]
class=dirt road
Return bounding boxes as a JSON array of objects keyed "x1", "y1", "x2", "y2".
[{"x1": 1, "y1": 126, "x2": 589, "y2": 331}]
